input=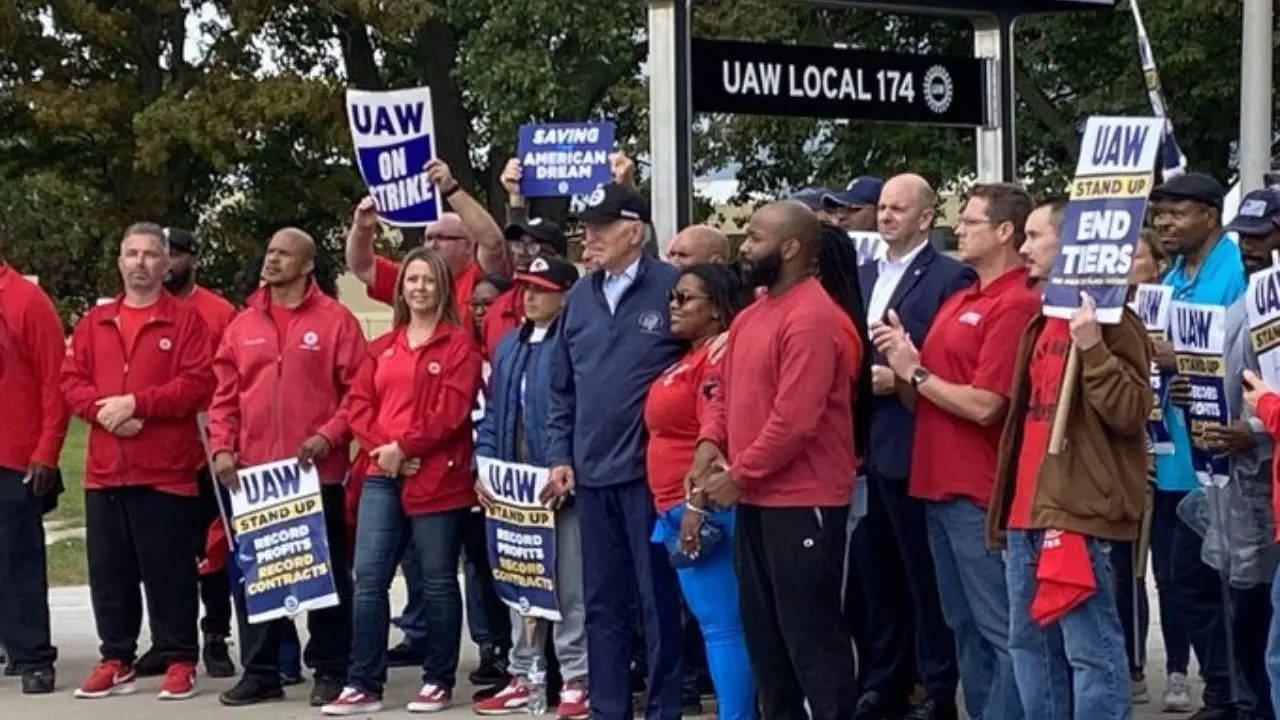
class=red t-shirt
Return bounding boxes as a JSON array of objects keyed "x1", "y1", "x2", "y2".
[
  {"x1": 368, "y1": 255, "x2": 481, "y2": 331},
  {"x1": 909, "y1": 267, "x2": 1041, "y2": 506},
  {"x1": 269, "y1": 303, "x2": 293, "y2": 336},
  {"x1": 118, "y1": 302, "x2": 157, "y2": 355},
  {"x1": 181, "y1": 285, "x2": 236, "y2": 341},
  {"x1": 645, "y1": 344, "x2": 720, "y2": 512},
  {"x1": 373, "y1": 331, "x2": 424, "y2": 440},
  {"x1": 1009, "y1": 319, "x2": 1072, "y2": 529}
]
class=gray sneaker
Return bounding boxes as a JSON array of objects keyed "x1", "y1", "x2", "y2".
[{"x1": 1163, "y1": 672, "x2": 1193, "y2": 713}]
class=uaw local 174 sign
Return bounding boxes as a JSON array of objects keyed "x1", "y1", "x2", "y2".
[
  {"x1": 346, "y1": 87, "x2": 440, "y2": 227},
  {"x1": 516, "y1": 122, "x2": 615, "y2": 198},
  {"x1": 1171, "y1": 301, "x2": 1230, "y2": 487},
  {"x1": 1247, "y1": 263, "x2": 1280, "y2": 389},
  {"x1": 1043, "y1": 116, "x2": 1165, "y2": 324},
  {"x1": 477, "y1": 457, "x2": 560, "y2": 621},
  {"x1": 690, "y1": 38, "x2": 989, "y2": 127},
  {"x1": 1132, "y1": 283, "x2": 1175, "y2": 454},
  {"x1": 230, "y1": 459, "x2": 338, "y2": 624}
]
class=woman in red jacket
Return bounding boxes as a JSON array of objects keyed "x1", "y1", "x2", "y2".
[{"x1": 322, "y1": 247, "x2": 482, "y2": 716}]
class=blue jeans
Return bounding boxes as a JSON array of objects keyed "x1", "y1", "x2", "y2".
[
  {"x1": 925, "y1": 498, "x2": 1022, "y2": 720},
  {"x1": 1267, "y1": 564, "x2": 1280, "y2": 715},
  {"x1": 654, "y1": 505, "x2": 755, "y2": 720},
  {"x1": 1006, "y1": 529, "x2": 1131, "y2": 720},
  {"x1": 348, "y1": 476, "x2": 469, "y2": 694}
]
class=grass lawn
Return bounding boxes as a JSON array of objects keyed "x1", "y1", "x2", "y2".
[
  {"x1": 46, "y1": 537, "x2": 87, "y2": 587},
  {"x1": 50, "y1": 418, "x2": 87, "y2": 527}
]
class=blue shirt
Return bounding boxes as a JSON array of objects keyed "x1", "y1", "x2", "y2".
[
  {"x1": 602, "y1": 256, "x2": 640, "y2": 314},
  {"x1": 1155, "y1": 234, "x2": 1247, "y2": 491}
]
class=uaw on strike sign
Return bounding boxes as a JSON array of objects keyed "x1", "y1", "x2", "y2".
[
  {"x1": 346, "y1": 87, "x2": 440, "y2": 226},
  {"x1": 230, "y1": 459, "x2": 338, "y2": 624},
  {"x1": 477, "y1": 457, "x2": 560, "y2": 622},
  {"x1": 1044, "y1": 116, "x2": 1165, "y2": 324}
]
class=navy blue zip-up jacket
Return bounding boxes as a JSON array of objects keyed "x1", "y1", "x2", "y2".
[
  {"x1": 476, "y1": 320, "x2": 557, "y2": 466},
  {"x1": 547, "y1": 254, "x2": 684, "y2": 487}
]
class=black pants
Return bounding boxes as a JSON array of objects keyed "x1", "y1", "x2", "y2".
[
  {"x1": 196, "y1": 466, "x2": 232, "y2": 637},
  {"x1": 86, "y1": 487, "x2": 200, "y2": 664},
  {"x1": 1109, "y1": 538, "x2": 1150, "y2": 674},
  {"x1": 460, "y1": 507, "x2": 511, "y2": 650},
  {"x1": 233, "y1": 483, "x2": 352, "y2": 684},
  {"x1": 1231, "y1": 584, "x2": 1273, "y2": 719},
  {"x1": 1170, "y1": 510, "x2": 1236, "y2": 709},
  {"x1": 852, "y1": 472, "x2": 958, "y2": 701},
  {"x1": 0, "y1": 467, "x2": 56, "y2": 671},
  {"x1": 736, "y1": 503, "x2": 858, "y2": 720}
]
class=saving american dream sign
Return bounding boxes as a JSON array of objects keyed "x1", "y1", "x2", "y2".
[
  {"x1": 516, "y1": 122, "x2": 615, "y2": 198},
  {"x1": 690, "y1": 38, "x2": 989, "y2": 127},
  {"x1": 346, "y1": 86, "x2": 440, "y2": 227},
  {"x1": 478, "y1": 457, "x2": 560, "y2": 622},
  {"x1": 1043, "y1": 116, "x2": 1165, "y2": 324}
]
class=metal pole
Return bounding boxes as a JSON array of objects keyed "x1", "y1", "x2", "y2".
[
  {"x1": 1239, "y1": 0, "x2": 1273, "y2": 195},
  {"x1": 647, "y1": 0, "x2": 692, "y2": 254},
  {"x1": 973, "y1": 16, "x2": 1004, "y2": 182}
]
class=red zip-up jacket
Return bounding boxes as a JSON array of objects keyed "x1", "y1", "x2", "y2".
[
  {"x1": 208, "y1": 283, "x2": 366, "y2": 484},
  {"x1": 61, "y1": 292, "x2": 216, "y2": 493},
  {"x1": 343, "y1": 321, "x2": 481, "y2": 515},
  {"x1": 0, "y1": 265, "x2": 69, "y2": 471},
  {"x1": 1256, "y1": 392, "x2": 1280, "y2": 542}
]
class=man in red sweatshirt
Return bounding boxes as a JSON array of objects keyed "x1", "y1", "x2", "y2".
[
  {"x1": 207, "y1": 227, "x2": 366, "y2": 708},
  {"x1": 0, "y1": 257, "x2": 69, "y2": 694},
  {"x1": 691, "y1": 200, "x2": 861, "y2": 720},
  {"x1": 61, "y1": 221, "x2": 216, "y2": 702}
]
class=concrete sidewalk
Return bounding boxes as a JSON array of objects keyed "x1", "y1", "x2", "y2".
[{"x1": 0, "y1": 578, "x2": 1200, "y2": 719}]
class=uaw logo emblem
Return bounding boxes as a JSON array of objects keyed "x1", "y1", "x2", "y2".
[
  {"x1": 158, "y1": 337, "x2": 173, "y2": 351},
  {"x1": 923, "y1": 65, "x2": 954, "y2": 114},
  {"x1": 637, "y1": 310, "x2": 664, "y2": 335},
  {"x1": 586, "y1": 187, "x2": 606, "y2": 207},
  {"x1": 518, "y1": 597, "x2": 532, "y2": 614},
  {"x1": 302, "y1": 330, "x2": 319, "y2": 348},
  {"x1": 529, "y1": 257, "x2": 550, "y2": 272},
  {"x1": 284, "y1": 595, "x2": 300, "y2": 614},
  {"x1": 428, "y1": 361, "x2": 442, "y2": 375}
]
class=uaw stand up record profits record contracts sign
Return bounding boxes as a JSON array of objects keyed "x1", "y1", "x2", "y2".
[
  {"x1": 230, "y1": 459, "x2": 339, "y2": 623},
  {"x1": 1044, "y1": 116, "x2": 1165, "y2": 323},
  {"x1": 1247, "y1": 262, "x2": 1280, "y2": 389},
  {"x1": 347, "y1": 87, "x2": 440, "y2": 226},
  {"x1": 478, "y1": 457, "x2": 561, "y2": 622},
  {"x1": 690, "y1": 38, "x2": 989, "y2": 126},
  {"x1": 1171, "y1": 302, "x2": 1230, "y2": 487}
]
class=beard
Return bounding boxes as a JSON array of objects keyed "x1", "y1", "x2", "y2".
[
  {"x1": 163, "y1": 266, "x2": 192, "y2": 294},
  {"x1": 741, "y1": 250, "x2": 783, "y2": 289}
]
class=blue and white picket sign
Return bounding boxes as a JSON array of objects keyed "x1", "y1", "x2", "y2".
[
  {"x1": 1246, "y1": 263, "x2": 1280, "y2": 390},
  {"x1": 1044, "y1": 116, "x2": 1166, "y2": 324},
  {"x1": 516, "y1": 122, "x2": 614, "y2": 198},
  {"x1": 229, "y1": 459, "x2": 338, "y2": 624},
  {"x1": 1131, "y1": 283, "x2": 1175, "y2": 454},
  {"x1": 1171, "y1": 301, "x2": 1230, "y2": 487},
  {"x1": 346, "y1": 87, "x2": 440, "y2": 227},
  {"x1": 477, "y1": 456, "x2": 560, "y2": 622}
]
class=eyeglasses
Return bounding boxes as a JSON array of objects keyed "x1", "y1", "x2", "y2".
[
  {"x1": 668, "y1": 289, "x2": 710, "y2": 305},
  {"x1": 956, "y1": 217, "x2": 1001, "y2": 228},
  {"x1": 427, "y1": 234, "x2": 469, "y2": 243},
  {"x1": 508, "y1": 240, "x2": 547, "y2": 256}
]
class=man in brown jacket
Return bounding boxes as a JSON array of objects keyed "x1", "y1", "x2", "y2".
[{"x1": 986, "y1": 199, "x2": 1152, "y2": 720}]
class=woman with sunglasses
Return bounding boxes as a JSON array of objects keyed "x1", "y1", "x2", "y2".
[
  {"x1": 643, "y1": 263, "x2": 754, "y2": 719},
  {"x1": 322, "y1": 247, "x2": 483, "y2": 716}
]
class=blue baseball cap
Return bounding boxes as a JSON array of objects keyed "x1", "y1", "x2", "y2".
[
  {"x1": 789, "y1": 187, "x2": 832, "y2": 211},
  {"x1": 1226, "y1": 188, "x2": 1280, "y2": 236},
  {"x1": 823, "y1": 176, "x2": 883, "y2": 209}
]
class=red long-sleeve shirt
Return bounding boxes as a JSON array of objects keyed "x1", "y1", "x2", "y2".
[
  {"x1": 0, "y1": 265, "x2": 69, "y2": 471},
  {"x1": 699, "y1": 277, "x2": 860, "y2": 507},
  {"x1": 1256, "y1": 392, "x2": 1280, "y2": 542}
]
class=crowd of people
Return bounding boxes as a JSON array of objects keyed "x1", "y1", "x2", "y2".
[{"x1": 3, "y1": 148, "x2": 1280, "y2": 720}]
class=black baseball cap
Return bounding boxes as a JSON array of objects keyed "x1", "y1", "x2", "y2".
[
  {"x1": 503, "y1": 217, "x2": 568, "y2": 257},
  {"x1": 1150, "y1": 172, "x2": 1226, "y2": 211},
  {"x1": 575, "y1": 182, "x2": 651, "y2": 224},
  {"x1": 1225, "y1": 188, "x2": 1280, "y2": 236},
  {"x1": 164, "y1": 227, "x2": 197, "y2": 254},
  {"x1": 515, "y1": 256, "x2": 579, "y2": 292}
]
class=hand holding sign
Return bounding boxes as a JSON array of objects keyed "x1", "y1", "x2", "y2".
[
  {"x1": 541, "y1": 464, "x2": 574, "y2": 509},
  {"x1": 1243, "y1": 369, "x2": 1275, "y2": 414},
  {"x1": 213, "y1": 451, "x2": 239, "y2": 492},
  {"x1": 353, "y1": 196, "x2": 380, "y2": 233},
  {"x1": 501, "y1": 158, "x2": 524, "y2": 206},
  {"x1": 1167, "y1": 376, "x2": 1192, "y2": 406},
  {"x1": 1151, "y1": 336, "x2": 1177, "y2": 373},
  {"x1": 424, "y1": 159, "x2": 458, "y2": 196},
  {"x1": 1203, "y1": 420, "x2": 1256, "y2": 453},
  {"x1": 1069, "y1": 292, "x2": 1102, "y2": 350},
  {"x1": 610, "y1": 152, "x2": 637, "y2": 188},
  {"x1": 296, "y1": 435, "x2": 331, "y2": 471}
]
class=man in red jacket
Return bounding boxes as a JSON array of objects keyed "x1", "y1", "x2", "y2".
[
  {"x1": 207, "y1": 227, "x2": 365, "y2": 707},
  {"x1": 691, "y1": 201, "x2": 861, "y2": 719},
  {"x1": 61, "y1": 221, "x2": 216, "y2": 701},
  {"x1": 0, "y1": 257, "x2": 69, "y2": 695}
]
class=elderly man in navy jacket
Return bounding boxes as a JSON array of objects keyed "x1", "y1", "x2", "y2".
[
  {"x1": 546, "y1": 183, "x2": 685, "y2": 720},
  {"x1": 852, "y1": 173, "x2": 972, "y2": 720}
]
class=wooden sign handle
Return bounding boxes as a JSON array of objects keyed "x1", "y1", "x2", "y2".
[{"x1": 1048, "y1": 343, "x2": 1081, "y2": 456}]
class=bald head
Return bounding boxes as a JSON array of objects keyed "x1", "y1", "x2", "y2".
[
  {"x1": 426, "y1": 212, "x2": 474, "y2": 275},
  {"x1": 667, "y1": 224, "x2": 731, "y2": 270},
  {"x1": 261, "y1": 226, "x2": 317, "y2": 290},
  {"x1": 878, "y1": 173, "x2": 937, "y2": 250},
  {"x1": 272, "y1": 227, "x2": 317, "y2": 263},
  {"x1": 740, "y1": 201, "x2": 823, "y2": 291}
]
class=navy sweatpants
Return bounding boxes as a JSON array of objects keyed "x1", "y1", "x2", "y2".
[{"x1": 577, "y1": 480, "x2": 682, "y2": 720}]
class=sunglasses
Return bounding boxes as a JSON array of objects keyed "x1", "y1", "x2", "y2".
[{"x1": 668, "y1": 289, "x2": 710, "y2": 305}]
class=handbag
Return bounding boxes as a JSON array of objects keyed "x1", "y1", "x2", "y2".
[{"x1": 665, "y1": 513, "x2": 724, "y2": 569}]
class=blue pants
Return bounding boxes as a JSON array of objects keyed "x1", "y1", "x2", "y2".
[
  {"x1": 1149, "y1": 489, "x2": 1191, "y2": 674},
  {"x1": 578, "y1": 481, "x2": 683, "y2": 720},
  {"x1": 925, "y1": 498, "x2": 1022, "y2": 720},
  {"x1": 347, "y1": 476, "x2": 469, "y2": 695},
  {"x1": 1266, "y1": 564, "x2": 1280, "y2": 715},
  {"x1": 654, "y1": 505, "x2": 755, "y2": 720},
  {"x1": 1005, "y1": 529, "x2": 1131, "y2": 720}
]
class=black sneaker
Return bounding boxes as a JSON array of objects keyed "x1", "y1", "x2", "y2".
[
  {"x1": 135, "y1": 647, "x2": 166, "y2": 677},
  {"x1": 386, "y1": 641, "x2": 425, "y2": 668},
  {"x1": 310, "y1": 676, "x2": 344, "y2": 707},
  {"x1": 203, "y1": 634, "x2": 236, "y2": 678},
  {"x1": 21, "y1": 668, "x2": 55, "y2": 694},
  {"x1": 218, "y1": 676, "x2": 285, "y2": 706},
  {"x1": 3, "y1": 663, "x2": 17, "y2": 677},
  {"x1": 467, "y1": 644, "x2": 510, "y2": 686}
]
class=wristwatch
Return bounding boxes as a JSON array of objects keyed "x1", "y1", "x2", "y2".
[{"x1": 910, "y1": 366, "x2": 931, "y2": 388}]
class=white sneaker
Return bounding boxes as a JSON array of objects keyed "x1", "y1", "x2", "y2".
[
  {"x1": 1131, "y1": 676, "x2": 1150, "y2": 704},
  {"x1": 1163, "y1": 672, "x2": 1193, "y2": 713}
]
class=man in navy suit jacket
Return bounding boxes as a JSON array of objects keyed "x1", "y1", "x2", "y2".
[{"x1": 851, "y1": 174, "x2": 973, "y2": 720}]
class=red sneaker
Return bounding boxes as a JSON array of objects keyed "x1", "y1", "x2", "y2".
[
  {"x1": 473, "y1": 677, "x2": 530, "y2": 714},
  {"x1": 74, "y1": 659, "x2": 137, "y2": 698},
  {"x1": 556, "y1": 679, "x2": 589, "y2": 720},
  {"x1": 406, "y1": 682, "x2": 452, "y2": 712},
  {"x1": 322, "y1": 686, "x2": 384, "y2": 716},
  {"x1": 157, "y1": 661, "x2": 197, "y2": 700}
]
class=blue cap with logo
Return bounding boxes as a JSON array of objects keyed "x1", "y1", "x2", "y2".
[
  {"x1": 1225, "y1": 187, "x2": 1280, "y2": 237},
  {"x1": 823, "y1": 176, "x2": 883, "y2": 209}
]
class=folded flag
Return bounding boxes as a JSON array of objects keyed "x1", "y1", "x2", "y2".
[{"x1": 1030, "y1": 529, "x2": 1097, "y2": 626}]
